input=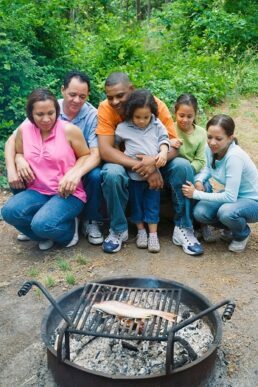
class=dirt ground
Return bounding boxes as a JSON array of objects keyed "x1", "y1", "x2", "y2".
[{"x1": 0, "y1": 97, "x2": 257, "y2": 387}]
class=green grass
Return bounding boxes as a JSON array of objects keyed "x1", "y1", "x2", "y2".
[
  {"x1": 56, "y1": 258, "x2": 71, "y2": 272},
  {"x1": 27, "y1": 267, "x2": 39, "y2": 277},
  {"x1": 65, "y1": 273, "x2": 76, "y2": 286},
  {"x1": 44, "y1": 276, "x2": 56, "y2": 288},
  {"x1": 76, "y1": 254, "x2": 89, "y2": 265}
]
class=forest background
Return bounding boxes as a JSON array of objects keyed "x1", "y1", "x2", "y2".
[{"x1": 0, "y1": 0, "x2": 257, "y2": 188}]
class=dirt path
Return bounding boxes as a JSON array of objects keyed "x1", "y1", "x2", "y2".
[{"x1": 0, "y1": 97, "x2": 257, "y2": 386}]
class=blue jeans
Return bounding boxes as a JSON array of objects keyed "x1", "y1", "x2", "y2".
[
  {"x1": 161, "y1": 157, "x2": 195, "y2": 228},
  {"x1": 82, "y1": 166, "x2": 103, "y2": 222},
  {"x1": 193, "y1": 199, "x2": 258, "y2": 241},
  {"x1": 101, "y1": 158, "x2": 195, "y2": 233},
  {"x1": 1, "y1": 189, "x2": 84, "y2": 245},
  {"x1": 129, "y1": 180, "x2": 160, "y2": 224}
]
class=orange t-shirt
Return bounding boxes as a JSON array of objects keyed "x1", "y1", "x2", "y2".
[{"x1": 96, "y1": 96, "x2": 177, "y2": 139}]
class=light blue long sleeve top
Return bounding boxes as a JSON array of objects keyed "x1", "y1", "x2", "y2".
[{"x1": 193, "y1": 142, "x2": 258, "y2": 202}]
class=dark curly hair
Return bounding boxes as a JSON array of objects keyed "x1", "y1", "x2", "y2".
[{"x1": 124, "y1": 89, "x2": 158, "y2": 121}]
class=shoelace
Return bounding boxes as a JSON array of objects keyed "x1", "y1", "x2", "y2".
[
  {"x1": 87, "y1": 223, "x2": 101, "y2": 235},
  {"x1": 182, "y1": 228, "x2": 199, "y2": 245}
]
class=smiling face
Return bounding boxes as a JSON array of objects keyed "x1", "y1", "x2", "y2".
[
  {"x1": 32, "y1": 100, "x2": 57, "y2": 133},
  {"x1": 132, "y1": 106, "x2": 152, "y2": 129},
  {"x1": 207, "y1": 125, "x2": 234, "y2": 157},
  {"x1": 61, "y1": 77, "x2": 89, "y2": 119},
  {"x1": 175, "y1": 104, "x2": 195, "y2": 133},
  {"x1": 105, "y1": 82, "x2": 134, "y2": 116}
]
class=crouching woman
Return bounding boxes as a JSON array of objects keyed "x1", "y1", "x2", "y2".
[
  {"x1": 182, "y1": 114, "x2": 258, "y2": 253},
  {"x1": 2, "y1": 88, "x2": 90, "y2": 250}
]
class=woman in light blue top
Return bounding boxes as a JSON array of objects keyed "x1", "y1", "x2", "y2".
[{"x1": 182, "y1": 114, "x2": 258, "y2": 253}]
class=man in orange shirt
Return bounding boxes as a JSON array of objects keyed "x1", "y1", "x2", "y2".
[{"x1": 97, "y1": 72, "x2": 203, "y2": 256}]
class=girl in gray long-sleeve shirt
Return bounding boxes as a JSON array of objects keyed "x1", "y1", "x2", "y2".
[{"x1": 115, "y1": 89, "x2": 170, "y2": 253}]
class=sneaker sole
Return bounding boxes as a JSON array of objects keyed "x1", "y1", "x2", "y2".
[
  {"x1": 173, "y1": 237, "x2": 203, "y2": 256},
  {"x1": 88, "y1": 236, "x2": 104, "y2": 245}
]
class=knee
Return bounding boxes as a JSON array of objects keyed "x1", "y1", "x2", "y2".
[
  {"x1": 1, "y1": 200, "x2": 21, "y2": 223},
  {"x1": 83, "y1": 167, "x2": 102, "y2": 185},
  {"x1": 166, "y1": 158, "x2": 194, "y2": 182},
  {"x1": 217, "y1": 204, "x2": 233, "y2": 223},
  {"x1": 31, "y1": 214, "x2": 56, "y2": 237},
  {"x1": 193, "y1": 203, "x2": 209, "y2": 222},
  {"x1": 102, "y1": 164, "x2": 128, "y2": 185}
]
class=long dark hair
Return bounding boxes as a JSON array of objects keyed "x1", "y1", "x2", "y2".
[
  {"x1": 124, "y1": 89, "x2": 158, "y2": 121},
  {"x1": 26, "y1": 88, "x2": 60, "y2": 125},
  {"x1": 207, "y1": 114, "x2": 237, "y2": 168}
]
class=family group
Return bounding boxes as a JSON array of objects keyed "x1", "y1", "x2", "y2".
[{"x1": 2, "y1": 71, "x2": 258, "y2": 256}]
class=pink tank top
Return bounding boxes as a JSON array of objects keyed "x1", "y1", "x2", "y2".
[{"x1": 21, "y1": 119, "x2": 86, "y2": 202}]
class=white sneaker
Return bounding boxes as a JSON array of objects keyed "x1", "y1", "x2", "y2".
[
  {"x1": 39, "y1": 240, "x2": 54, "y2": 251},
  {"x1": 201, "y1": 225, "x2": 217, "y2": 243},
  {"x1": 148, "y1": 234, "x2": 160, "y2": 253},
  {"x1": 228, "y1": 235, "x2": 250, "y2": 253},
  {"x1": 102, "y1": 229, "x2": 128, "y2": 253},
  {"x1": 82, "y1": 220, "x2": 104, "y2": 245},
  {"x1": 66, "y1": 217, "x2": 79, "y2": 248},
  {"x1": 173, "y1": 226, "x2": 204, "y2": 256},
  {"x1": 17, "y1": 233, "x2": 31, "y2": 241},
  {"x1": 136, "y1": 230, "x2": 148, "y2": 249}
]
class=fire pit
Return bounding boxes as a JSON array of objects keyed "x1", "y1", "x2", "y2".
[{"x1": 18, "y1": 276, "x2": 235, "y2": 387}]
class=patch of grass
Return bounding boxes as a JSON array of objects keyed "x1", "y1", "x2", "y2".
[
  {"x1": 65, "y1": 273, "x2": 76, "y2": 286},
  {"x1": 76, "y1": 254, "x2": 89, "y2": 265},
  {"x1": 27, "y1": 267, "x2": 39, "y2": 277},
  {"x1": 56, "y1": 258, "x2": 71, "y2": 272},
  {"x1": 34, "y1": 288, "x2": 42, "y2": 298},
  {"x1": 44, "y1": 276, "x2": 56, "y2": 288}
]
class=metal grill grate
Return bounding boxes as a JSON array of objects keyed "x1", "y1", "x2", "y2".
[{"x1": 67, "y1": 282, "x2": 182, "y2": 341}]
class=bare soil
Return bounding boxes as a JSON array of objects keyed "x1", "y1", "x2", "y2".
[{"x1": 0, "y1": 97, "x2": 257, "y2": 387}]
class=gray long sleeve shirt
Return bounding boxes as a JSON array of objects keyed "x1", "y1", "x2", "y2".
[{"x1": 115, "y1": 115, "x2": 170, "y2": 180}]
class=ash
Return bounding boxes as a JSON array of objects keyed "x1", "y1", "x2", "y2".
[{"x1": 53, "y1": 303, "x2": 214, "y2": 377}]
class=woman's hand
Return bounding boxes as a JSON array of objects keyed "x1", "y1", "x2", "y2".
[
  {"x1": 15, "y1": 154, "x2": 35, "y2": 183},
  {"x1": 58, "y1": 168, "x2": 80, "y2": 198},
  {"x1": 182, "y1": 180, "x2": 195, "y2": 198}
]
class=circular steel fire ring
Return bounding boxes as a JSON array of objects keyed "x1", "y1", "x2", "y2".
[{"x1": 41, "y1": 276, "x2": 223, "y2": 387}]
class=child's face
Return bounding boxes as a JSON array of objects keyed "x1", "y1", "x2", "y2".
[
  {"x1": 132, "y1": 107, "x2": 152, "y2": 129},
  {"x1": 175, "y1": 104, "x2": 195, "y2": 132}
]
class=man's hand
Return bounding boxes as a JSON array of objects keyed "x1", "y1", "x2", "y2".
[
  {"x1": 16, "y1": 154, "x2": 35, "y2": 183},
  {"x1": 58, "y1": 169, "x2": 81, "y2": 198},
  {"x1": 7, "y1": 168, "x2": 25, "y2": 190},
  {"x1": 132, "y1": 155, "x2": 156, "y2": 178},
  {"x1": 182, "y1": 181, "x2": 195, "y2": 198},
  {"x1": 147, "y1": 170, "x2": 164, "y2": 190}
]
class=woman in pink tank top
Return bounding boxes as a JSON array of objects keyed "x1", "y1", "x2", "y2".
[{"x1": 2, "y1": 89, "x2": 90, "y2": 250}]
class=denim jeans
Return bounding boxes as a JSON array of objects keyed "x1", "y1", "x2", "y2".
[
  {"x1": 129, "y1": 180, "x2": 160, "y2": 224},
  {"x1": 161, "y1": 157, "x2": 195, "y2": 228},
  {"x1": 193, "y1": 198, "x2": 258, "y2": 241},
  {"x1": 101, "y1": 157, "x2": 195, "y2": 233},
  {"x1": 82, "y1": 166, "x2": 103, "y2": 222},
  {"x1": 2, "y1": 189, "x2": 84, "y2": 245}
]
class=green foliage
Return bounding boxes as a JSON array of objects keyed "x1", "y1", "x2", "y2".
[
  {"x1": 57, "y1": 258, "x2": 71, "y2": 272},
  {"x1": 65, "y1": 273, "x2": 76, "y2": 285},
  {"x1": 44, "y1": 276, "x2": 56, "y2": 288},
  {"x1": 0, "y1": 0, "x2": 257, "y2": 189}
]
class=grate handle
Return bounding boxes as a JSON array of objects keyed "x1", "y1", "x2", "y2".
[
  {"x1": 222, "y1": 301, "x2": 236, "y2": 321},
  {"x1": 18, "y1": 280, "x2": 72, "y2": 325}
]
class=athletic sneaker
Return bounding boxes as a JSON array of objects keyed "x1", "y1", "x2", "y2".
[
  {"x1": 17, "y1": 233, "x2": 31, "y2": 241},
  {"x1": 39, "y1": 240, "x2": 54, "y2": 251},
  {"x1": 82, "y1": 220, "x2": 104, "y2": 245},
  {"x1": 136, "y1": 230, "x2": 148, "y2": 249},
  {"x1": 66, "y1": 217, "x2": 79, "y2": 248},
  {"x1": 173, "y1": 226, "x2": 204, "y2": 256},
  {"x1": 228, "y1": 235, "x2": 250, "y2": 253},
  {"x1": 102, "y1": 229, "x2": 128, "y2": 253},
  {"x1": 148, "y1": 234, "x2": 160, "y2": 253},
  {"x1": 220, "y1": 229, "x2": 233, "y2": 242}
]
